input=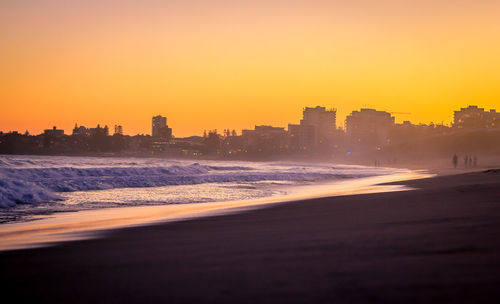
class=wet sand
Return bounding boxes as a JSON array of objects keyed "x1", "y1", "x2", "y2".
[
  {"x1": 1, "y1": 169, "x2": 500, "y2": 303},
  {"x1": 0, "y1": 171, "x2": 428, "y2": 251}
]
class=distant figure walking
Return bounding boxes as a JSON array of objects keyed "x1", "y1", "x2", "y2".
[
  {"x1": 452, "y1": 154, "x2": 458, "y2": 169},
  {"x1": 464, "y1": 156, "x2": 469, "y2": 168},
  {"x1": 468, "y1": 157, "x2": 473, "y2": 167},
  {"x1": 473, "y1": 156, "x2": 478, "y2": 167}
]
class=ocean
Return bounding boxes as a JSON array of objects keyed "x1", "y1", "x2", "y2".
[{"x1": 0, "y1": 155, "x2": 403, "y2": 224}]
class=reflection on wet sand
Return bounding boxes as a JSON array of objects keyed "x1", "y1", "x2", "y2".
[{"x1": 0, "y1": 171, "x2": 431, "y2": 251}]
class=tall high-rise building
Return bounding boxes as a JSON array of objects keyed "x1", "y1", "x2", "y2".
[
  {"x1": 152, "y1": 115, "x2": 166, "y2": 137},
  {"x1": 152, "y1": 115, "x2": 172, "y2": 140},
  {"x1": 299, "y1": 106, "x2": 337, "y2": 148},
  {"x1": 345, "y1": 108, "x2": 394, "y2": 147},
  {"x1": 453, "y1": 105, "x2": 499, "y2": 129}
]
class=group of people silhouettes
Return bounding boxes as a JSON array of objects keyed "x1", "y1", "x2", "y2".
[{"x1": 452, "y1": 154, "x2": 477, "y2": 169}]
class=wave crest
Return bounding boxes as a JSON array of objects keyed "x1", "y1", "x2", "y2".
[{"x1": 0, "y1": 158, "x2": 395, "y2": 207}]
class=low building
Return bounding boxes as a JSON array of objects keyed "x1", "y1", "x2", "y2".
[
  {"x1": 72, "y1": 124, "x2": 90, "y2": 136},
  {"x1": 241, "y1": 125, "x2": 288, "y2": 154},
  {"x1": 89, "y1": 124, "x2": 109, "y2": 136},
  {"x1": 453, "y1": 105, "x2": 500, "y2": 129},
  {"x1": 44, "y1": 126, "x2": 64, "y2": 137}
]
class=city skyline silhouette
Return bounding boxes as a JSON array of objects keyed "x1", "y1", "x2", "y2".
[{"x1": 2, "y1": 1, "x2": 500, "y2": 136}]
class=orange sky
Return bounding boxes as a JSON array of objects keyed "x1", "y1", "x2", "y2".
[{"x1": 1, "y1": 0, "x2": 500, "y2": 137}]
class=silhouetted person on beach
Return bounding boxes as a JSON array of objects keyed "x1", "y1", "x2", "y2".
[
  {"x1": 473, "y1": 156, "x2": 478, "y2": 167},
  {"x1": 464, "y1": 156, "x2": 469, "y2": 168},
  {"x1": 452, "y1": 154, "x2": 458, "y2": 168}
]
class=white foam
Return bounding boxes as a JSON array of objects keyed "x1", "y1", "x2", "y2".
[
  {"x1": 0, "y1": 178, "x2": 61, "y2": 208},
  {"x1": 0, "y1": 155, "x2": 400, "y2": 208}
]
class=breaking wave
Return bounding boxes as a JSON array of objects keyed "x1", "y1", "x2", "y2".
[
  {"x1": 0, "y1": 155, "x2": 398, "y2": 208},
  {"x1": 0, "y1": 178, "x2": 61, "y2": 208}
]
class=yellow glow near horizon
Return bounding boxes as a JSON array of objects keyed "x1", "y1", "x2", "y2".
[{"x1": 1, "y1": 0, "x2": 500, "y2": 136}]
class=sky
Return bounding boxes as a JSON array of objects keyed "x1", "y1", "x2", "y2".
[{"x1": 1, "y1": 0, "x2": 500, "y2": 136}]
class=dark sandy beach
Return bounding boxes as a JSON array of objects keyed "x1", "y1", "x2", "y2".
[{"x1": 1, "y1": 170, "x2": 500, "y2": 303}]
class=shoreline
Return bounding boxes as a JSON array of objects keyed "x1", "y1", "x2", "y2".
[
  {"x1": 0, "y1": 170, "x2": 429, "y2": 251},
  {"x1": 3, "y1": 152, "x2": 500, "y2": 170},
  {"x1": 0, "y1": 170, "x2": 499, "y2": 302}
]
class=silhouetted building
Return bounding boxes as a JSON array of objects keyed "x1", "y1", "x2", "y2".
[
  {"x1": 298, "y1": 124, "x2": 315, "y2": 149},
  {"x1": 242, "y1": 125, "x2": 286, "y2": 140},
  {"x1": 44, "y1": 126, "x2": 64, "y2": 137},
  {"x1": 72, "y1": 124, "x2": 90, "y2": 136},
  {"x1": 89, "y1": 124, "x2": 109, "y2": 136},
  {"x1": 302, "y1": 106, "x2": 336, "y2": 129},
  {"x1": 152, "y1": 115, "x2": 166, "y2": 137},
  {"x1": 291, "y1": 106, "x2": 337, "y2": 149},
  {"x1": 152, "y1": 115, "x2": 172, "y2": 140},
  {"x1": 391, "y1": 121, "x2": 451, "y2": 145},
  {"x1": 285, "y1": 107, "x2": 337, "y2": 150},
  {"x1": 346, "y1": 109, "x2": 395, "y2": 148},
  {"x1": 254, "y1": 125, "x2": 286, "y2": 137},
  {"x1": 287, "y1": 124, "x2": 300, "y2": 149},
  {"x1": 453, "y1": 105, "x2": 500, "y2": 129},
  {"x1": 114, "y1": 125, "x2": 123, "y2": 135},
  {"x1": 241, "y1": 125, "x2": 287, "y2": 154}
]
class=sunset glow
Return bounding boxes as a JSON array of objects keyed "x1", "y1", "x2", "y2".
[{"x1": 1, "y1": 0, "x2": 500, "y2": 136}]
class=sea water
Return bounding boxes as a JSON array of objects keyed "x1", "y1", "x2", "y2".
[{"x1": 0, "y1": 155, "x2": 403, "y2": 224}]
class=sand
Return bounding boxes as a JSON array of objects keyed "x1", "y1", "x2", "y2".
[{"x1": 1, "y1": 169, "x2": 499, "y2": 303}]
